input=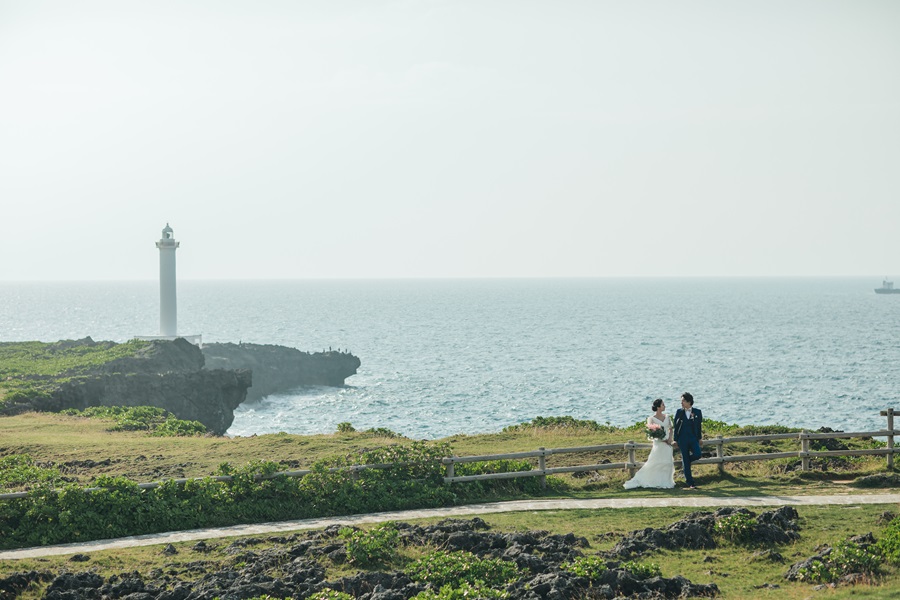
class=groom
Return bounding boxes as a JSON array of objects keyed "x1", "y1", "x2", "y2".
[{"x1": 673, "y1": 392, "x2": 703, "y2": 489}]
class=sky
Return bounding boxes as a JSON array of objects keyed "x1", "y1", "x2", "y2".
[{"x1": 1, "y1": 0, "x2": 899, "y2": 280}]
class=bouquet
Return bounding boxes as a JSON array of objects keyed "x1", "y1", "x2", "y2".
[{"x1": 646, "y1": 423, "x2": 666, "y2": 441}]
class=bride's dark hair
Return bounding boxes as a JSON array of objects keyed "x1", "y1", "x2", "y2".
[{"x1": 651, "y1": 398, "x2": 664, "y2": 412}]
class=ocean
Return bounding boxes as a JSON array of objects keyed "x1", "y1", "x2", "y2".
[{"x1": 1, "y1": 278, "x2": 897, "y2": 439}]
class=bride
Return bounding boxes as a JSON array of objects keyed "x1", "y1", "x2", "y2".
[{"x1": 623, "y1": 398, "x2": 675, "y2": 489}]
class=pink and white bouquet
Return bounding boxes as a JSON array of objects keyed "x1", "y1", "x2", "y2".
[{"x1": 645, "y1": 423, "x2": 666, "y2": 441}]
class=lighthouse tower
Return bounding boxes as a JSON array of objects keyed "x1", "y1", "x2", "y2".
[{"x1": 156, "y1": 223, "x2": 179, "y2": 337}]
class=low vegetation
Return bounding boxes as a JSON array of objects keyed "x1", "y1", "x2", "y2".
[
  {"x1": 795, "y1": 537, "x2": 883, "y2": 584},
  {"x1": 714, "y1": 512, "x2": 758, "y2": 545},
  {"x1": 1, "y1": 411, "x2": 891, "y2": 498},
  {"x1": 338, "y1": 523, "x2": 400, "y2": 567},
  {"x1": 0, "y1": 339, "x2": 150, "y2": 412},
  {"x1": 502, "y1": 415, "x2": 620, "y2": 433},
  {"x1": 60, "y1": 405, "x2": 207, "y2": 436},
  {"x1": 0, "y1": 455, "x2": 64, "y2": 491},
  {"x1": 406, "y1": 549, "x2": 524, "y2": 589},
  {"x1": 0, "y1": 410, "x2": 896, "y2": 550},
  {"x1": 336, "y1": 421, "x2": 400, "y2": 438},
  {"x1": 1, "y1": 407, "x2": 899, "y2": 597},
  {"x1": 561, "y1": 554, "x2": 609, "y2": 579},
  {"x1": 0, "y1": 439, "x2": 542, "y2": 550}
]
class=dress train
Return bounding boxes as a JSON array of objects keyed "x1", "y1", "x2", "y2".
[{"x1": 623, "y1": 415, "x2": 675, "y2": 489}]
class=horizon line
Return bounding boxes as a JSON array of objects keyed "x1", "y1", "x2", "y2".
[{"x1": 0, "y1": 275, "x2": 893, "y2": 284}]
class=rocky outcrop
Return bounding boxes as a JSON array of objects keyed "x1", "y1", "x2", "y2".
[
  {"x1": 609, "y1": 506, "x2": 800, "y2": 559},
  {"x1": 6, "y1": 519, "x2": 721, "y2": 600},
  {"x1": 21, "y1": 338, "x2": 251, "y2": 435},
  {"x1": 5, "y1": 337, "x2": 360, "y2": 435},
  {"x1": 51, "y1": 369, "x2": 251, "y2": 436},
  {"x1": 201, "y1": 343, "x2": 360, "y2": 402},
  {"x1": 100, "y1": 337, "x2": 206, "y2": 374}
]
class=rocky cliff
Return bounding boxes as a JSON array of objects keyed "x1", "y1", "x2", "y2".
[
  {"x1": 201, "y1": 343, "x2": 361, "y2": 402},
  {"x1": 33, "y1": 338, "x2": 252, "y2": 435},
  {"x1": 51, "y1": 369, "x2": 251, "y2": 436},
  {"x1": 3, "y1": 337, "x2": 360, "y2": 435}
]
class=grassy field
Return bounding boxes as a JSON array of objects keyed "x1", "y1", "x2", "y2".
[
  {"x1": 2, "y1": 411, "x2": 900, "y2": 598},
  {"x1": 0, "y1": 411, "x2": 895, "y2": 496}
]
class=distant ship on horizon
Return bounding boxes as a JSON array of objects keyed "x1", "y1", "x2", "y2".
[{"x1": 875, "y1": 279, "x2": 900, "y2": 294}]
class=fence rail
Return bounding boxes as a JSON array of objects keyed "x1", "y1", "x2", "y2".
[
  {"x1": 438, "y1": 408, "x2": 899, "y2": 488},
  {"x1": 1, "y1": 409, "x2": 897, "y2": 500}
]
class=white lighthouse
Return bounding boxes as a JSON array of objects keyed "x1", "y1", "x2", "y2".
[
  {"x1": 156, "y1": 223, "x2": 179, "y2": 337},
  {"x1": 135, "y1": 224, "x2": 201, "y2": 344}
]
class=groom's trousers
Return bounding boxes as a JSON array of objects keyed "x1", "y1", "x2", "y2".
[{"x1": 678, "y1": 437, "x2": 702, "y2": 487}]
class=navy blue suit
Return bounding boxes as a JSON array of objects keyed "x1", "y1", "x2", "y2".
[{"x1": 674, "y1": 407, "x2": 703, "y2": 487}]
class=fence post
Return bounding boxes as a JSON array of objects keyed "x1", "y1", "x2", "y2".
[
  {"x1": 800, "y1": 431, "x2": 809, "y2": 472},
  {"x1": 626, "y1": 442, "x2": 637, "y2": 477},
  {"x1": 882, "y1": 408, "x2": 895, "y2": 471},
  {"x1": 538, "y1": 447, "x2": 547, "y2": 490},
  {"x1": 445, "y1": 457, "x2": 455, "y2": 481},
  {"x1": 716, "y1": 435, "x2": 724, "y2": 474}
]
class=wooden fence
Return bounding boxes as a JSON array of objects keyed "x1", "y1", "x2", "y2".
[
  {"x1": 1, "y1": 408, "x2": 897, "y2": 500},
  {"x1": 441, "y1": 408, "x2": 899, "y2": 489}
]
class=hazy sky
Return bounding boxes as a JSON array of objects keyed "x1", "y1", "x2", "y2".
[{"x1": 2, "y1": 0, "x2": 898, "y2": 280}]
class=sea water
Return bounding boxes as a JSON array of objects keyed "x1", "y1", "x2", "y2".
[{"x1": 1, "y1": 278, "x2": 898, "y2": 439}]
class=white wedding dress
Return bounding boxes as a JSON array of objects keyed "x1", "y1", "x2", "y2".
[{"x1": 623, "y1": 414, "x2": 675, "y2": 489}]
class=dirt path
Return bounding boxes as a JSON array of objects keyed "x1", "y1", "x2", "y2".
[{"x1": 3, "y1": 493, "x2": 899, "y2": 560}]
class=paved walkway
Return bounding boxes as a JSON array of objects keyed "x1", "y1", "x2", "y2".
[{"x1": 3, "y1": 494, "x2": 899, "y2": 561}]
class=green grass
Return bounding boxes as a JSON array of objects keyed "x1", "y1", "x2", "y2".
[
  {"x1": 0, "y1": 339, "x2": 149, "y2": 378},
  {"x1": 0, "y1": 339, "x2": 151, "y2": 412},
  {"x1": 0, "y1": 413, "x2": 425, "y2": 489}
]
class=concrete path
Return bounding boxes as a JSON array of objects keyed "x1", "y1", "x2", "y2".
[{"x1": 2, "y1": 494, "x2": 899, "y2": 561}]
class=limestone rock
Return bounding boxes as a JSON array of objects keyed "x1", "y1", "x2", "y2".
[{"x1": 201, "y1": 342, "x2": 360, "y2": 402}]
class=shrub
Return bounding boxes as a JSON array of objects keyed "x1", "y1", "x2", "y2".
[
  {"x1": 714, "y1": 513, "x2": 757, "y2": 545},
  {"x1": 0, "y1": 455, "x2": 62, "y2": 491},
  {"x1": 63, "y1": 406, "x2": 207, "y2": 436},
  {"x1": 733, "y1": 424, "x2": 801, "y2": 436},
  {"x1": 453, "y1": 459, "x2": 547, "y2": 498},
  {"x1": 626, "y1": 417, "x2": 740, "y2": 434},
  {"x1": 336, "y1": 422, "x2": 356, "y2": 433},
  {"x1": 503, "y1": 415, "x2": 616, "y2": 433},
  {"x1": 797, "y1": 539, "x2": 882, "y2": 583},
  {"x1": 0, "y1": 439, "x2": 544, "y2": 551},
  {"x1": 406, "y1": 550, "x2": 522, "y2": 589},
  {"x1": 621, "y1": 560, "x2": 661, "y2": 579},
  {"x1": 562, "y1": 554, "x2": 607, "y2": 579},
  {"x1": 878, "y1": 516, "x2": 900, "y2": 564},
  {"x1": 309, "y1": 591, "x2": 354, "y2": 600},
  {"x1": 245, "y1": 595, "x2": 353, "y2": 600},
  {"x1": 413, "y1": 582, "x2": 510, "y2": 599},
  {"x1": 339, "y1": 523, "x2": 400, "y2": 566},
  {"x1": 364, "y1": 427, "x2": 400, "y2": 438},
  {"x1": 702, "y1": 419, "x2": 741, "y2": 435},
  {"x1": 151, "y1": 418, "x2": 207, "y2": 437},
  {"x1": 1, "y1": 442, "x2": 453, "y2": 550},
  {"x1": 797, "y1": 559, "x2": 839, "y2": 584}
]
